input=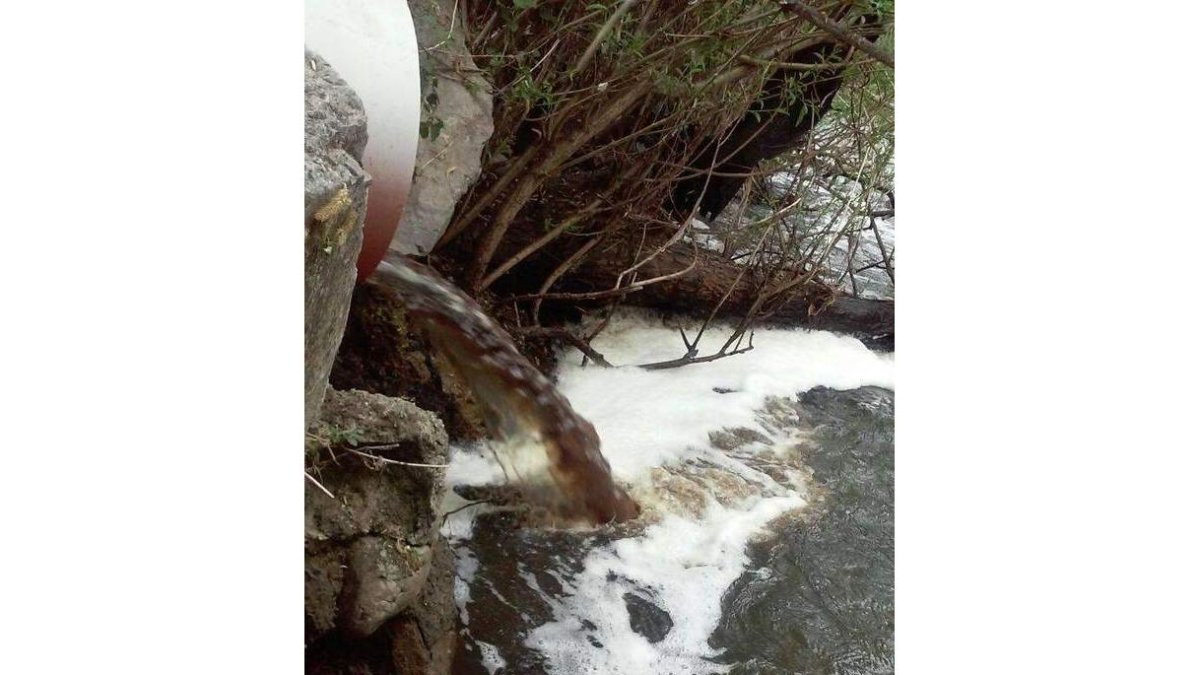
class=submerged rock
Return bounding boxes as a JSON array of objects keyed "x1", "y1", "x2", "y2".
[{"x1": 623, "y1": 592, "x2": 673, "y2": 644}]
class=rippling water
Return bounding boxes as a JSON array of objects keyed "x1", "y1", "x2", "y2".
[
  {"x1": 711, "y1": 386, "x2": 894, "y2": 675},
  {"x1": 445, "y1": 385, "x2": 893, "y2": 674},
  {"x1": 440, "y1": 313, "x2": 893, "y2": 674}
]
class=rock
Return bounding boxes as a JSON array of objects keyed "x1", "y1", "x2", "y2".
[
  {"x1": 623, "y1": 592, "x2": 673, "y2": 644},
  {"x1": 709, "y1": 426, "x2": 772, "y2": 451},
  {"x1": 305, "y1": 49, "x2": 371, "y2": 429},
  {"x1": 305, "y1": 547, "x2": 346, "y2": 637},
  {"x1": 306, "y1": 538, "x2": 458, "y2": 675},
  {"x1": 305, "y1": 389, "x2": 449, "y2": 644},
  {"x1": 318, "y1": 387, "x2": 449, "y2": 473},
  {"x1": 388, "y1": 537, "x2": 458, "y2": 674},
  {"x1": 329, "y1": 281, "x2": 489, "y2": 441},
  {"x1": 391, "y1": 0, "x2": 493, "y2": 254},
  {"x1": 388, "y1": 621, "x2": 430, "y2": 674},
  {"x1": 343, "y1": 537, "x2": 433, "y2": 637}
]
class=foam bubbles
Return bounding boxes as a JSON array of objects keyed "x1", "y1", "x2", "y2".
[
  {"x1": 442, "y1": 309, "x2": 894, "y2": 673},
  {"x1": 556, "y1": 309, "x2": 894, "y2": 482},
  {"x1": 524, "y1": 495, "x2": 804, "y2": 674}
]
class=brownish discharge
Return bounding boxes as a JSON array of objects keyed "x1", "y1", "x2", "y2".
[
  {"x1": 372, "y1": 254, "x2": 640, "y2": 525},
  {"x1": 354, "y1": 179, "x2": 411, "y2": 280}
]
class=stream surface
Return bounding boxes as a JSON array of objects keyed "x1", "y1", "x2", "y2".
[
  {"x1": 441, "y1": 315, "x2": 894, "y2": 675},
  {"x1": 710, "y1": 386, "x2": 894, "y2": 675}
]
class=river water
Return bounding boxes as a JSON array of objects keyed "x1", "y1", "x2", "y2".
[
  {"x1": 441, "y1": 314, "x2": 894, "y2": 674},
  {"x1": 710, "y1": 387, "x2": 893, "y2": 674}
]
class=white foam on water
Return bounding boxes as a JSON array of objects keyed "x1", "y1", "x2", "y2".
[
  {"x1": 442, "y1": 309, "x2": 894, "y2": 673},
  {"x1": 556, "y1": 309, "x2": 894, "y2": 483},
  {"x1": 453, "y1": 546, "x2": 479, "y2": 627},
  {"x1": 476, "y1": 640, "x2": 507, "y2": 675},
  {"x1": 443, "y1": 442, "x2": 506, "y2": 488},
  {"x1": 524, "y1": 494, "x2": 803, "y2": 674}
]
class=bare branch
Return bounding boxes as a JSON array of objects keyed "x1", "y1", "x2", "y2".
[
  {"x1": 513, "y1": 325, "x2": 615, "y2": 368},
  {"x1": 779, "y1": 2, "x2": 893, "y2": 69},
  {"x1": 345, "y1": 447, "x2": 450, "y2": 469},
  {"x1": 636, "y1": 339, "x2": 755, "y2": 370},
  {"x1": 305, "y1": 472, "x2": 336, "y2": 500},
  {"x1": 574, "y1": 0, "x2": 639, "y2": 73}
]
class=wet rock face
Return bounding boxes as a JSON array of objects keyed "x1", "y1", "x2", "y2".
[
  {"x1": 708, "y1": 426, "x2": 772, "y2": 451},
  {"x1": 389, "y1": 539, "x2": 458, "y2": 674},
  {"x1": 623, "y1": 592, "x2": 674, "y2": 644},
  {"x1": 305, "y1": 389, "x2": 457, "y2": 673},
  {"x1": 329, "y1": 280, "x2": 490, "y2": 442},
  {"x1": 305, "y1": 49, "x2": 370, "y2": 429}
]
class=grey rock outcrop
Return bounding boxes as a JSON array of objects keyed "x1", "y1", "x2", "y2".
[
  {"x1": 305, "y1": 388, "x2": 450, "y2": 643},
  {"x1": 305, "y1": 50, "x2": 370, "y2": 429},
  {"x1": 391, "y1": 0, "x2": 493, "y2": 255},
  {"x1": 343, "y1": 537, "x2": 433, "y2": 637},
  {"x1": 386, "y1": 538, "x2": 458, "y2": 674},
  {"x1": 306, "y1": 537, "x2": 457, "y2": 675}
]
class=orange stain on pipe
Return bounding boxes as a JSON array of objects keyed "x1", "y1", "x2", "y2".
[
  {"x1": 355, "y1": 167, "x2": 413, "y2": 280},
  {"x1": 307, "y1": 0, "x2": 422, "y2": 280}
]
